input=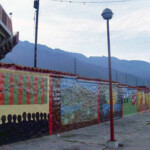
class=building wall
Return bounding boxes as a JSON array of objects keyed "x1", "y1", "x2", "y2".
[
  {"x1": 0, "y1": 5, "x2": 13, "y2": 34},
  {"x1": 137, "y1": 91, "x2": 144, "y2": 112},
  {"x1": 52, "y1": 76, "x2": 99, "y2": 133}
]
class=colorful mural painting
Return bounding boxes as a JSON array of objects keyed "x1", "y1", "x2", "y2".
[
  {"x1": 0, "y1": 64, "x2": 149, "y2": 145},
  {"x1": 122, "y1": 88, "x2": 137, "y2": 116},
  {"x1": 145, "y1": 92, "x2": 149, "y2": 111},
  {"x1": 137, "y1": 91, "x2": 144, "y2": 112},
  {"x1": 61, "y1": 77, "x2": 98, "y2": 125},
  {"x1": 99, "y1": 83, "x2": 122, "y2": 122},
  {"x1": 51, "y1": 77, "x2": 61, "y2": 133},
  {"x1": 0, "y1": 69, "x2": 50, "y2": 145}
]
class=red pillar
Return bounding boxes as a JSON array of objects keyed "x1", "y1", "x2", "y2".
[{"x1": 107, "y1": 20, "x2": 115, "y2": 141}]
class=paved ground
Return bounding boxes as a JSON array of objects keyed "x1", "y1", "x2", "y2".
[{"x1": 1, "y1": 111, "x2": 150, "y2": 150}]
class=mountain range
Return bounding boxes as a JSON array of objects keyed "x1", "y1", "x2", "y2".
[{"x1": 1, "y1": 41, "x2": 150, "y2": 87}]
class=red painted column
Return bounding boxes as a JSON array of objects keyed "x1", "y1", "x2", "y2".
[
  {"x1": 107, "y1": 20, "x2": 115, "y2": 141},
  {"x1": 49, "y1": 75, "x2": 53, "y2": 135},
  {"x1": 0, "y1": 73, "x2": 5, "y2": 105},
  {"x1": 18, "y1": 75, "x2": 23, "y2": 105},
  {"x1": 9, "y1": 73, "x2": 14, "y2": 105}
]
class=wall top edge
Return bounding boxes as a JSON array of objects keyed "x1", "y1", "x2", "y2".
[{"x1": 0, "y1": 62, "x2": 149, "y2": 91}]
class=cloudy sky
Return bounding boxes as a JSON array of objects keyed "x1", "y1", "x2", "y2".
[{"x1": 0, "y1": 0, "x2": 150, "y2": 62}]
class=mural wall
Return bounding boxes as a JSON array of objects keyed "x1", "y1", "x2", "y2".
[
  {"x1": 145, "y1": 92, "x2": 149, "y2": 111},
  {"x1": 137, "y1": 91, "x2": 144, "y2": 112},
  {"x1": 0, "y1": 65, "x2": 149, "y2": 145},
  {"x1": 60, "y1": 77, "x2": 98, "y2": 126},
  {"x1": 0, "y1": 70, "x2": 50, "y2": 145},
  {"x1": 52, "y1": 77, "x2": 61, "y2": 133},
  {"x1": 99, "y1": 83, "x2": 122, "y2": 122},
  {"x1": 122, "y1": 88, "x2": 137, "y2": 116}
]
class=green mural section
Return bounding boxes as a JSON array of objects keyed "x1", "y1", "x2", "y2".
[
  {"x1": 123, "y1": 88, "x2": 137, "y2": 116},
  {"x1": 14, "y1": 74, "x2": 19, "y2": 105},
  {"x1": 0, "y1": 72, "x2": 48, "y2": 105}
]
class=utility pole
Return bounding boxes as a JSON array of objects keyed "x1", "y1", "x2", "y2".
[{"x1": 34, "y1": 0, "x2": 40, "y2": 68}]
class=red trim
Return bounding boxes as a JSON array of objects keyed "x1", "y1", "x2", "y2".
[
  {"x1": 97, "y1": 83, "x2": 100, "y2": 123},
  {"x1": 26, "y1": 75, "x2": 31, "y2": 104},
  {"x1": 34, "y1": 76, "x2": 38, "y2": 104},
  {"x1": 49, "y1": 75, "x2": 53, "y2": 135},
  {"x1": 18, "y1": 75, "x2": 23, "y2": 105},
  {"x1": 41, "y1": 77, "x2": 45, "y2": 104},
  {"x1": 0, "y1": 73, "x2": 5, "y2": 105},
  {"x1": 0, "y1": 62, "x2": 76, "y2": 77},
  {"x1": 9, "y1": 73, "x2": 14, "y2": 105}
]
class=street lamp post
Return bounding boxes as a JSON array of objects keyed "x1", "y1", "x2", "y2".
[
  {"x1": 102, "y1": 8, "x2": 116, "y2": 144},
  {"x1": 34, "y1": 0, "x2": 40, "y2": 68}
]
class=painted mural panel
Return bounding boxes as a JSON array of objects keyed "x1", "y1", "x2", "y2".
[
  {"x1": 99, "y1": 83, "x2": 122, "y2": 122},
  {"x1": 137, "y1": 91, "x2": 144, "y2": 112},
  {"x1": 52, "y1": 77, "x2": 61, "y2": 132},
  {"x1": 61, "y1": 77, "x2": 98, "y2": 125},
  {"x1": 123, "y1": 88, "x2": 137, "y2": 116},
  {"x1": 145, "y1": 92, "x2": 149, "y2": 111},
  {"x1": 0, "y1": 70, "x2": 50, "y2": 145}
]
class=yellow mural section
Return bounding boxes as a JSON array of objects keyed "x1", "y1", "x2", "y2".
[
  {"x1": 105, "y1": 89, "x2": 116, "y2": 113},
  {"x1": 145, "y1": 92, "x2": 149, "y2": 111},
  {"x1": 137, "y1": 91, "x2": 143, "y2": 112}
]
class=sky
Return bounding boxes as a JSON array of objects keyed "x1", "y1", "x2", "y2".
[{"x1": 0, "y1": 0, "x2": 150, "y2": 62}]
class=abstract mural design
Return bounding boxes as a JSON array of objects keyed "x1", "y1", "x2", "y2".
[
  {"x1": 122, "y1": 88, "x2": 137, "y2": 116},
  {"x1": 61, "y1": 77, "x2": 98, "y2": 125},
  {"x1": 145, "y1": 92, "x2": 149, "y2": 111},
  {"x1": 99, "y1": 83, "x2": 122, "y2": 122},
  {"x1": 0, "y1": 72, "x2": 48, "y2": 105},
  {"x1": 137, "y1": 91, "x2": 144, "y2": 112},
  {"x1": 0, "y1": 66, "x2": 150, "y2": 146},
  {"x1": 0, "y1": 70, "x2": 50, "y2": 145}
]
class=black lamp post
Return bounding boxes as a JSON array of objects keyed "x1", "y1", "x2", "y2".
[
  {"x1": 34, "y1": 0, "x2": 40, "y2": 68},
  {"x1": 102, "y1": 8, "x2": 115, "y2": 142}
]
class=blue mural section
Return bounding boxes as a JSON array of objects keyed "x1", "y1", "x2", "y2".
[
  {"x1": 103, "y1": 104, "x2": 121, "y2": 115},
  {"x1": 122, "y1": 88, "x2": 137, "y2": 116},
  {"x1": 61, "y1": 77, "x2": 98, "y2": 125}
]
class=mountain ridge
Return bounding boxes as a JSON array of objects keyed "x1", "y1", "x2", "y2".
[{"x1": 1, "y1": 41, "x2": 150, "y2": 87}]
